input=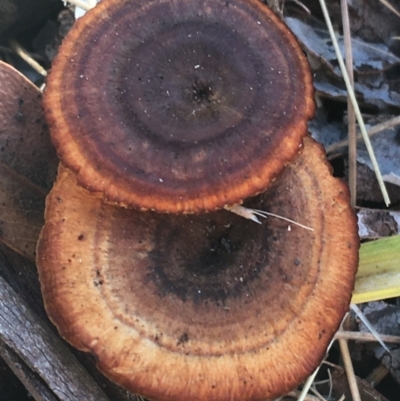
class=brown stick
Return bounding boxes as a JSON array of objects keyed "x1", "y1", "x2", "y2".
[{"x1": 0, "y1": 273, "x2": 111, "y2": 401}]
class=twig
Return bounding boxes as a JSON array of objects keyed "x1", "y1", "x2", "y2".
[
  {"x1": 335, "y1": 330, "x2": 400, "y2": 343},
  {"x1": 327, "y1": 115, "x2": 400, "y2": 153},
  {"x1": 338, "y1": 335, "x2": 362, "y2": 401},
  {"x1": 365, "y1": 363, "x2": 390, "y2": 387},
  {"x1": 9, "y1": 40, "x2": 47, "y2": 77},
  {"x1": 318, "y1": 0, "x2": 391, "y2": 206},
  {"x1": 340, "y1": 0, "x2": 356, "y2": 207},
  {"x1": 0, "y1": 275, "x2": 110, "y2": 401}
]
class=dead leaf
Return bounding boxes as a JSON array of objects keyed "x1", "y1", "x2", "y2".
[
  {"x1": 357, "y1": 128, "x2": 400, "y2": 189},
  {"x1": 0, "y1": 60, "x2": 58, "y2": 260},
  {"x1": 358, "y1": 209, "x2": 400, "y2": 238},
  {"x1": 286, "y1": 16, "x2": 400, "y2": 109}
]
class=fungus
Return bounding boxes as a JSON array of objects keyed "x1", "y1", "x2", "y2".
[
  {"x1": 37, "y1": 137, "x2": 359, "y2": 401},
  {"x1": 43, "y1": 0, "x2": 314, "y2": 213}
]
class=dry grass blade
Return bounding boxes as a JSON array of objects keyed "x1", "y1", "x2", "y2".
[
  {"x1": 292, "y1": 0, "x2": 311, "y2": 15},
  {"x1": 377, "y1": 0, "x2": 400, "y2": 18},
  {"x1": 9, "y1": 40, "x2": 47, "y2": 77},
  {"x1": 309, "y1": 386, "x2": 327, "y2": 401},
  {"x1": 318, "y1": 0, "x2": 390, "y2": 206},
  {"x1": 250, "y1": 209, "x2": 314, "y2": 231},
  {"x1": 224, "y1": 205, "x2": 314, "y2": 230},
  {"x1": 326, "y1": 368, "x2": 333, "y2": 400},
  {"x1": 296, "y1": 368, "x2": 320, "y2": 401},
  {"x1": 340, "y1": 0, "x2": 357, "y2": 207}
]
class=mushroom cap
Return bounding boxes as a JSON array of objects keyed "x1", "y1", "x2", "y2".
[
  {"x1": 44, "y1": 0, "x2": 315, "y2": 213},
  {"x1": 37, "y1": 137, "x2": 359, "y2": 401}
]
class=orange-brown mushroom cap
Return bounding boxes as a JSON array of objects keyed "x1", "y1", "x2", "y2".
[
  {"x1": 37, "y1": 137, "x2": 358, "y2": 401},
  {"x1": 44, "y1": 0, "x2": 315, "y2": 213}
]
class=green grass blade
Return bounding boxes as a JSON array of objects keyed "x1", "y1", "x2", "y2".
[{"x1": 352, "y1": 235, "x2": 400, "y2": 304}]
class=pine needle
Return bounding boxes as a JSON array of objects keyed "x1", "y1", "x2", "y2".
[
  {"x1": 317, "y1": 0, "x2": 391, "y2": 206},
  {"x1": 9, "y1": 40, "x2": 47, "y2": 77},
  {"x1": 338, "y1": 335, "x2": 362, "y2": 401},
  {"x1": 340, "y1": 0, "x2": 357, "y2": 207},
  {"x1": 335, "y1": 330, "x2": 400, "y2": 343},
  {"x1": 350, "y1": 304, "x2": 390, "y2": 353},
  {"x1": 377, "y1": 0, "x2": 400, "y2": 18}
]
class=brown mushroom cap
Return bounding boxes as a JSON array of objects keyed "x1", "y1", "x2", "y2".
[
  {"x1": 44, "y1": 0, "x2": 314, "y2": 213},
  {"x1": 37, "y1": 137, "x2": 358, "y2": 401}
]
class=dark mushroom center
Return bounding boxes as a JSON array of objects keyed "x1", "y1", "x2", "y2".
[
  {"x1": 91, "y1": 167, "x2": 320, "y2": 355},
  {"x1": 49, "y1": 0, "x2": 314, "y2": 211},
  {"x1": 113, "y1": 21, "x2": 260, "y2": 145},
  {"x1": 191, "y1": 78, "x2": 213, "y2": 104},
  {"x1": 147, "y1": 212, "x2": 269, "y2": 304}
]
